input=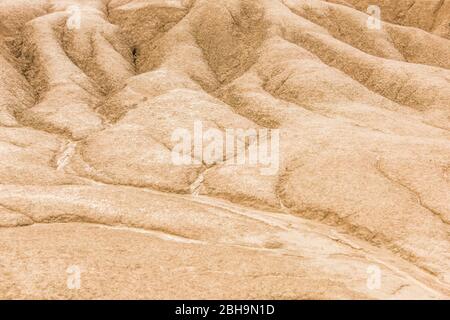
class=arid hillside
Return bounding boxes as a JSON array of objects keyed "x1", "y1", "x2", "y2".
[{"x1": 0, "y1": 0, "x2": 449, "y2": 299}]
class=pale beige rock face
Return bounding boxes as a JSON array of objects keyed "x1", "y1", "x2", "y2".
[{"x1": 0, "y1": 0, "x2": 449, "y2": 299}]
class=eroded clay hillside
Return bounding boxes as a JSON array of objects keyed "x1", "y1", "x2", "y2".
[{"x1": 0, "y1": 0, "x2": 449, "y2": 299}]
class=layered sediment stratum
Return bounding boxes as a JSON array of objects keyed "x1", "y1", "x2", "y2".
[{"x1": 0, "y1": 0, "x2": 449, "y2": 299}]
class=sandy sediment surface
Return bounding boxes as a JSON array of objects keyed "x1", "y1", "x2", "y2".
[{"x1": 0, "y1": 0, "x2": 449, "y2": 299}]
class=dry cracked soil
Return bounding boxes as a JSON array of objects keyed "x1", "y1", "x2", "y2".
[{"x1": 0, "y1": 0, "x2": 449, "y2": 299}]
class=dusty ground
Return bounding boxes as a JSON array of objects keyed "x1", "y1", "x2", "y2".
[{"x1": 0, "y1": 0, "x2": 449, "y2": 299}]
